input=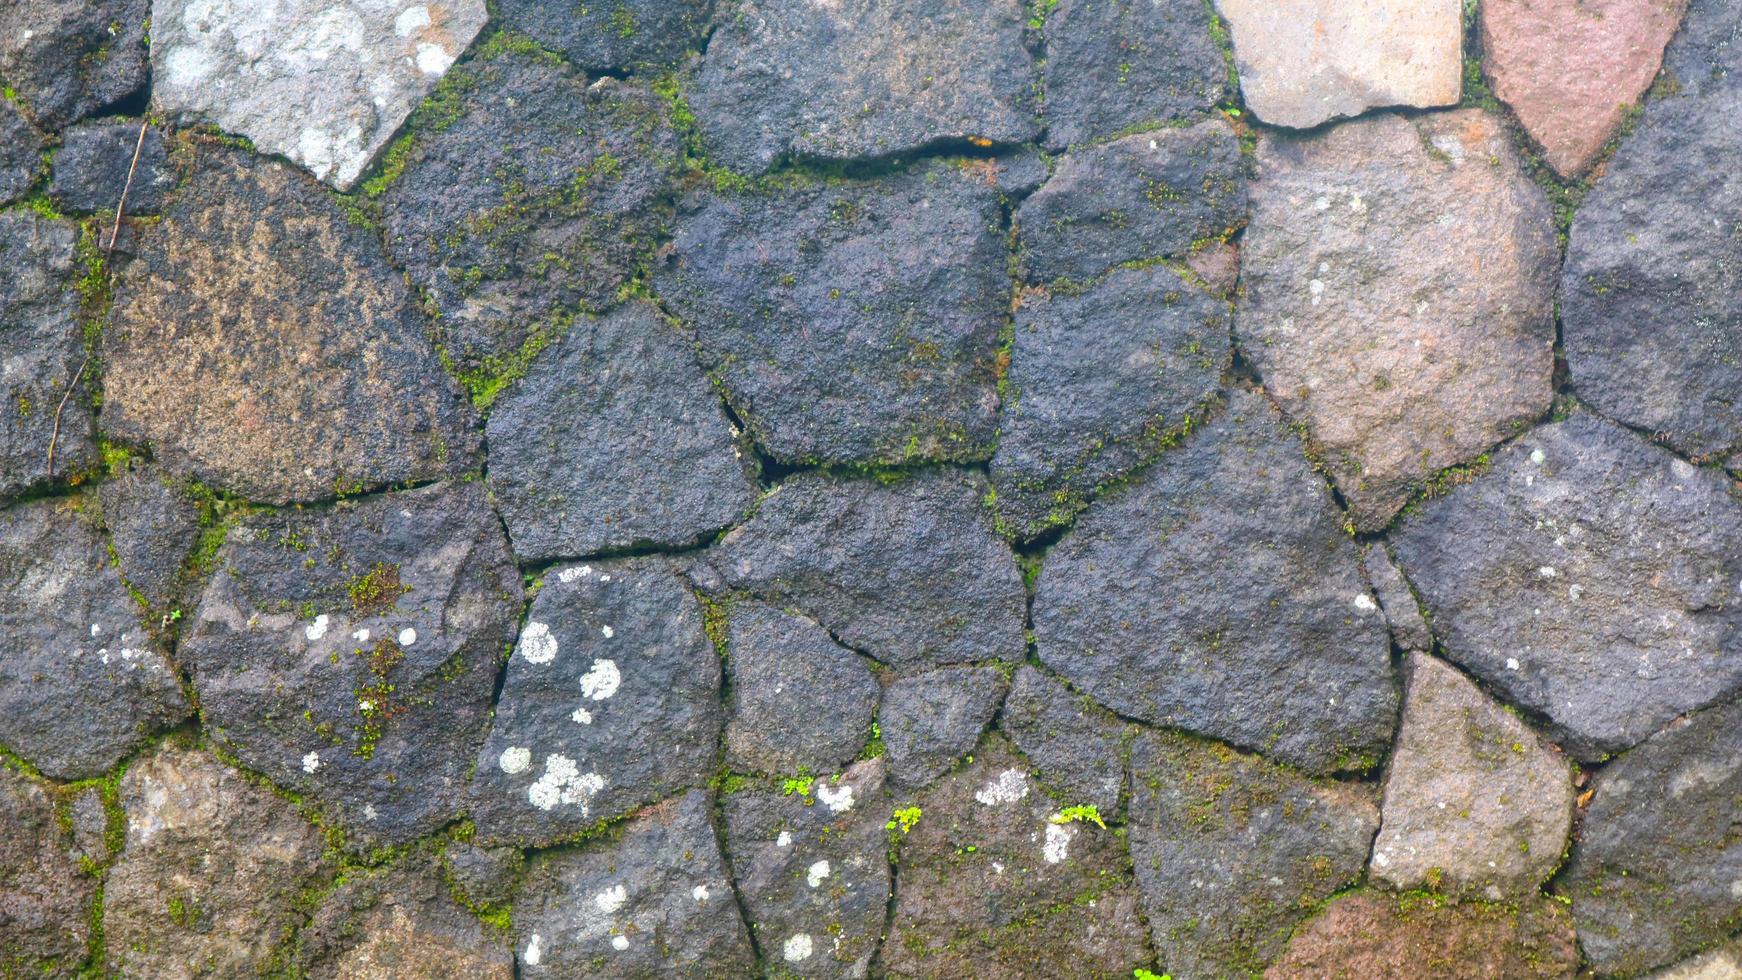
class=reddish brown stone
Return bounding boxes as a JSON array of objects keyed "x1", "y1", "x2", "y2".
[{"x1": 1265, "y1": 891, "x2": 1579, "y2": 979}]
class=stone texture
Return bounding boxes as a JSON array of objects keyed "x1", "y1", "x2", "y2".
[
  {"x1": 1390, "y1": 414, "x2": 1742, "y2": 760},
  {"x1": 486, "y1": 301, "x2": 757, "y2": 563},
  {"x1": 104, "y1": 147, "x2": 480, "y2": 505},
  {"x1": 1040, "y1": 0, "x2": 1229, "y2": 151},
  {"x1": 990, "y1": 264, "x2": 1230, "y2": 538},
  {"x1": 1371, "y1": 655, "x2": 1572, "y2": 899},
  {"x1": 48, "y1": 119, "x2": 174, "y2": 215},
  {"x1": 1239, "y1": 110, "x2": 1558, "y2": 531},
  {"x1": 722, "y1": 602, "x2": 879, "y2": 776},
  {"x1": 1362, "y1": 544, "x2": 1433, "y2": 651},
  {"x1": 697, "y1": 469, "x2": 1027, "y2": 670},
  {"x1": 494, "y1": 0, "x2": 708, "y2": 73},
  {"x1": 1482, "y1": 0, "x2": 1688, "y2": 177},
  {"x1": 1557, "y1": 698, "x2": 1742, "y2": 975},
  {"x1": 999, "y1": 667, "x2": 1127, "y2": 816},
  {"x1": 97, "y1": 460, "x2": 202, "y2": 613},
  {"x1": 469, "y1": 559, "x2": 721, "y2": 847},
  {"x1": 0, "y1": 766, "x2": 95, "y2": 976},
  {"x1": 1214, "y1": 0, "x2": 1463, "y2": 129},
  {"x1": 442, "y1": 842, "x2": 524, "y2": 912},
  {"x1": 1265, "y1": 891, "x2": 1580, "y2": 979},
  {"x1": 65, "y1": 787, "x2": 111, "y2": 868},
  {"x1": 512, "y1": 790, "x2": 755, "y2": 978},
  {"x1": 1128, "y1": 730, "x2": 1377, "y2": 978},
  {"x1": 149, "y1": 0, "x2": 486, "y2": 190},
  {"x1": 0, "y1": 497, "x2": 188, "y2": 780},
  {"x1": 690, "y1": 0, "x2": 1038, "y2": 174},
  {"x1": 723, "y1": 759, "x2": 891, "y2": 978},
  {"x1": 179, "y1": 482, "x2": 521, "y2": 850},
  {"x1": 104, "y1": 745, "x2": 333, "y2": 979},
  {"x1": 0, "y1": 0, "x2": 149, "y2": 130},
  {"x1": 1647, "y1": 937, "x2": 1742, "y2": 980},
  {"x1": 294, "y1": 859, "x2": 513, "y2": 979},
  {"x1": 378, "y1": 52, "x2": 682, "y2": 373},
  {"x1": 0, "y1": 100, "x2": 42, "y2": 207},
  {"x1": 882, "y1": 667, "x2": 1008, "y2": 788},
  {"x1": 1018, "y1": 119, "x2": 1247, "y2": 284},
  {"x1": 655, "y1": 163, "x2": 1011, "y2": 466},
  {"x1": 884, "y1": 737, "x2": 1151, "y2": 979},
  {"x1": 1033, "y1": 389, "x2": 1397, "y2": 774},
  {"x1": 1662, "y1": 0, "x2": 1741, "y2": 98},
  {"x1": 0, "y1": 211, "x2": 97, "y2": 499}
]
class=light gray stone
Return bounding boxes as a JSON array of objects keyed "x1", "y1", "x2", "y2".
[{"x1": 1362, "y1": 545, "x2": 1433, "y2": 651}]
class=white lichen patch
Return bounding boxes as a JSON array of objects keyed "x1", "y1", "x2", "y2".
[
  {"x1": 527, "y1": 754, "x2": 606, "y2": 812},
  {"x1": 352, "y1": 628, "x2": 370, "y2": 643},
  {"x1": 807, "y1": 860, "x2": 831, "y2": 887},
  {"x1": 571, "y1": 707, "x2": 594, "y2": 725},
  {"x1": 784, "y1": 933, "x2": 814, "y2": 963},
  {"x1": 816, "y1": 782, "x2": 855, "y2": 813},
  {"x1": 580, "y1": 658, "x2": 621, "y2": 700},
  {"x1": 611, "y1": 934, "x2": 630, "y2": 951},
  {"x1": 520, "y1": 621, "x2": 558, "y2": 664},
  {"x1": 1043, "y1": 822, "x2": 1073, "y2": 864},
  {"x1": 304, "y1": 614, "x2": 329, "y2": 641},
  {"x1": 302, "y1": 751, "x2": 321, "y2": 773},
  {"x1": 975, "y1": 768, "x2": 1030, "y2": 806},
  {"x1": 499, "y1": 746, "x2": 532, "y2": 774},
  {"x1": 1353, "y1": 594, "x2": 1377, "y2": 612},
  {"x1": 558, "y1": 565, "x2": 592, "y2": 584},
  {"x1": 776, "y1": 831, "x2": 793, "y2": 847},
  {"x1": 398, "y1": 627, "x2": 417, "y2": 646},
  {"x1": 595, "y1": 885, "x2": 628, "y2": 914},
  {"x1": 601, "y1": 624, "x2": 615, "y2": 639},
  {"x1": 692, "y1": 884, "x2": 711, "y2": 902},
  {"x1": 524, "y1": 933, "x2": 542, "y2": 966}
]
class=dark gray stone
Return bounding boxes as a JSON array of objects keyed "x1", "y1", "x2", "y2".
[
  {"x1": 1033, "y1": 389, "x2": 1398, "y2": 774},
  {"x1": 0, "y1": 765, "x2": 95, "y2": 976},
  {"x1": 697, "y1": 469, "x2": 1027, "y2": 670},
  {"x1": 179, "y1": 482, "x2": 522, "y2": 850},
  {"x1": 442, "y1": 842, "x2": 525, "y2": 912},
  {"x1": 486, "y1": 300, "x2": 757, "y2": 563},
  {"x1": 48, "y1": 119, "x2": 173, "y2": 215},
  {"x1": 66, "y1": 785, "x2": 111, "y2": 868},
  {"x1": 723, "y1": 602, "x2": 879, "y2": 776},
  {"x1": 882, "y1": 666, "x2": 1008, "y2": 788},
  {"x1": 512, "y1": 789, "x2": 756, "y2": 978},
  {"x1": 0, "y1": 0, "x2": 148, "y2": 130},
  {"x1": 97, "y1": 460, "x2": 202, "y2": 613},
  {"x1": 1390, "y1": 414, "x2": 1742, "y2": 760},
  {"x1": 1362, "y1": 545, "x2": 1432, "y2": 651},
  {"x1": 989, "y1": 264, "x2": 1230, "y2": 539},
  {"x1": 469, "y1": 558, "x2": 721, "y2": 847},
  {"x1": 0, "y1": 496, "x2": 187, "y2": 780},
  {"x1": 295, "y1": 858, "x2": 513, "y2": 979},
  {"x1": 495, "y1": 0, "x2": 709, "y2": 73},
  {"x1": 0, "y1": 99, "x2": 41, "y2": 206},
  {"x1": 999, "y1": 666, "x2": 1127, "y2": 816},
  {"x1": 1127, "y1": 730, "x2": 1378, "y2": 978},
  {"x1": 1662, "y1": 0, "x2": 1741, "y2": 99},
  {"x1": 655, "y1": 163, "x2": 1011, "y2": 466}
]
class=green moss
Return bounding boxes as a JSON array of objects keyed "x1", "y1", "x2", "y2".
[
  {"x1": 347, "y1": 562, "x2": 407, "y2": 616},
  {"x1": 440, "y1": 309, "x2": 575, "y2": 411},
  {"x1": 1049, "y1": 804, "x2": 1106, "y2": 829}
]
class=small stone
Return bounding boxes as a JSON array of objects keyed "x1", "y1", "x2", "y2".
[
  {"x1": 1371, "y1": 654, "x2": 1572, "y2": 898},
  {"x1": 48, "y1": 119, "x2": 174, "y2": 214},
  {"x1": 97, "y1": 460, "x2": 202, "y2": 612},
  {"x1": 698, "y1": 469, "x2": 1027, "y2": 670},
  {"x1": 0, "y1": 766, "x2": 96, "y2": 974},
  {"x1": 999, "y1": 667, "x2": 1127, "y2": 816},
  {"x1": 0, "y1": 99, "x2": 42, "y2": 206},
  {"x1": 1214, "y1": 0, "x2": 1463, "y2": 129},
  {"x1": 469, "y1": 557, "x2": 721, "y2": 847},
  {"x1": 0, "y1": 0, "x2": 148, "y2": 130},
  {"x1": 149, "y1": 0, "x2": 486, "y2": 189},
  {"x1": 655, "y1": 163, "x2": 1011, "y2": 466},
  {"x1": 882, "y1": 667, "x2": 1008, "y2": 788},
  {"x1": 1390, "y1": 414, "x2": 1742, "y2": 759},
  {"x1": 512, "y1": 790, "x2": 755, "y2": 977},
  {"x1": 1646, "y1": 936, "x2": 1742, "y2": 980},
  {"x1": 295, "y1": 858, "x2": 513, "y2": 979},
  {"x1": 1033, "y1": 389, "x2": 1397, "y2": 774},
  {"x1": 494, "y1": 0, "x2": 708, "y2": 73},
  {"x1": 1361, "y1": 546, "x2": 1433, "y2": 651},
  {"x1": 1264, "y1": 891, "x2": 1579, "y2": 978},
  {"x1": 442, "y1": 842, "x2": 525, "y2": 912},
  {"x1": 723, "y1": 602, "x2": 879, "y2": 776},
  {"x1": 1017, "y1": 119, "x2": 1247, "y2": 284},
  {"x1": 689, "y1": 0, "x2": 1038, "y2": 174},
  {"x1": 1239, "y1": 110, "x2": 1558, "y2": 530},
  {"x1": 66, "y1": 785, "x2": 111, "y2": 867}
]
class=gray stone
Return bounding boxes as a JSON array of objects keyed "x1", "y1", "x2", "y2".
[
  {"x1": 1264, "y1": 891, "x2": 1580, "y2": 979},
  {"x1": 1647, "y1": 936, "x2": 1742, "y2": 980},
  {"x1": 1127, "y1": 730, "x2": 1378, "y2": 978},
  {"x1": 295, "y1": 859, "x2": 513, "y2": 979},
  {"x1": 1362, "y1": 545, "x2": 1433, "y2": 651},
  {"x1": 511, "y1": 789, "x2": 755, "y2": 978},
  {"x1": 0, "y1": 497, "x2": 187, "y2": 780},
  {"x1": 1017, "y1": 119, "x2": 1247, "y2": 283},
  {"x1": 97, "y1": 460, "x2": 202, "y2": 613},
  {"x1": 1033, "y1": 389, "x2": 1398, "y2": 774},
  {"x1": 486, "y1": 301, "x2": 757, "y2": 563},
  {"x1": 999, "y1": 666, "x2": 1127, "y2": 816},
  {"x1": 48, "y1": 119, "x2": 174, "y2": 215},
  {"x1": 494, "y1": 0, "x2": 708, "y2": 73},
  {"x1": 1662, "y1": 0, "x2": 1741, "y2": 99},
  {"x1": 1239, "y1": 110, "x2": 1558, "y2": 531},
  {"x1": 179, "y1": 482, "x2": 522, "y2": 850},
  {"x1": 442, "y1": 842, "x2": 524, "y2": 912},
  {"x1": 1390, "y1": 414, "x2": 1742, "y2": 760},
  {"x1": 0, "y1": 0, "x2": 148, "y2": 130},
  {"x1": 1370, "y1": 654, "x2": 1573, "y2": 899},
  {"x1": 469, "y1": 558, "x2": 721, "y2": 847},
  {"x1": 723, "y1": 759, "x2": 891, "y2": 978},
  {"x1": 104, "y1": 147, "x2": 480, "y2": 505},
  {"x1": 0, "y1": 99, "x2": 41, "y2": 206},
  {"x1": 697, "y1": 469, "x2": 1027, "y2": 670},
  {"x1": 723, "y1": 602, "x2": 879, "y2": 776},
  {"x1": 0, "y1": 211, "x2": 97, "y2": 499},
  {"x1": 655, "y1": 163, "x2": 1011, "y2": 466},
  {"x1": 690, "y1": 0, "x2": 1038, "y2": 174},
  {"x1": 883, "y1": 666, "x2": 1008, "y2": 788},
  {"x1": 0, "y1": 766, "x2": 95, "y2": 976},
  {"x1": 66, "y1": 786, "x2": 111, "y2": 868},
  {"x1": 989, "y1": 264, "x2": 1230, "y2": 539},
  {"x1": 149, "y1": 0, "x2": 486, "y2": 190}
]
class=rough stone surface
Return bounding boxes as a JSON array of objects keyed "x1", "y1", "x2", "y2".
[
  {"x1": 1033, "y1": 389, "x2": 1397, "y2": 774},
  {"x1": 48, "y1": 119, "x2": 174, "y2": 215},
  {"x1": 999, "y1": 667, "x2": 1127, "y2": 816},
  {"x1": 1239, "y1": 110, "x2": 1558, "y2": 530},
  {"x1": 104, "y1": 147, "x2": 480, "y2": 505},
  {"x1": 180, "y1": 482, "x2": 521, "y2": 849},
  {"x1": 1371, "y1": 654, "x2": 1572, "y2": 899},
  {"x1": 378, "y1": 52, "x2": 682, "y2": 373},
  {"x1": 1041, "y1": 0, "x2": 1229, "y2": 151},
  {"x1": 1265, "y1": 891, "x2": 1581, "y2": 979},
  {"x1": 0, "y1": 0, "x2": 149, "y2": 130},
  {"x1": 1018, "y1": 119, "x2": 1247, "y2": 284},
  {"x1": 0, "y1": 766, "x2": 95, "y2": 976},
  {"x1": 1362, "y1": 545, "x2": 1433, "y2": 651},
  {"x1": 470, "y1": 558, "x2": 721, "y2": 847},
  {"x1": 1662, "y1": 0, "x2": 1741, "y2": 98},
  {"x1": 1482, "y1": 0, "x2": 1688, "y2": 177},
  {"x1": 486, "y1": 301, "x2": 757, "y2": 563},
  {"x1": 690, "y1": 0, "x2": 1038, "y2": 174},
  {"x1": 1390, "y1": 414, "x2": 1742, "y2": 760},
  {"x1": 104, "y1": 745, "x2": 332, "y2": 979},
  {"x1": 65, "y1": 787, "x2": 110, "y2": 868},
  {"x1": 722, "y1": 602, "x2": 879, "y2": 776},
  {"x1": 0, "y1": 100, "x2": 42, "y2": 206},
  {"x1": 724, "y1": 759, "x2": 891, "y2": 978},
  {"x1": 1128, "y1": 730, "x2": 1377, "y2": 978},
  {"x1": 697, "y1": 469, "x2": 1027, "y2": 670},
  {"x1": 149, "y1": 0, "x2": 486, "y2": 190},
  {"x1": 494, "y1": 0, "x2": 708, "y2": 73},
  {"x1": 990, "y1": 264, "x2": 1230, "y2": 538},
  {"x1": 0, "y1": 497, "x2": 187, "y2": 780},
  {"x1": 884, "y1": 737, "x2": 1152, "y2": 978},
  {"x1": 1214, "y1": 0, "x2": 1463, "y2": 129},
  {"x1": 511, "y1": 790, "x2": 755, "y2": 978},
  {"x1": 294, "y1": 859, "x2": 513, "y2": 979},
  {"x1": 442, "y1": 842, "x2": 524, "y2": 912},
  {"x1": 1647, "y1": 937, "x2": 1742, "y2": 980},
  {"x1": 655, "y1": 163, "x2": 1011, "y2": 466},
  {"x1": 97, "y1": 460, "x2": 202, "y2": 613},
  {"x1": 882, "y1": 667, "x2": 1008, "y2": 788},
  {"x1": 1558, "y1": 699, "x2": 1742, "y2": 975}
]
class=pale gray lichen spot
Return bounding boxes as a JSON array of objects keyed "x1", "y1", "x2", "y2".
[
  {"x1": 520, "y1": 621, "x2": 558, "y2": 664},
  {"x1": 579, "y1": 659, "x2": 621, "y2": 700},
  {"x1": 784, "y1": 933, "x2": 814, "y2": 963},
  {"x1": 974, "y1": 768, "x2": 1030, "y2": 806},
  {"x1": 498, "y1": 745, "x2": 532, "y2": 774},
  {"x1": 815, "y1": 782, "x2": 855, "y2": 813}
]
